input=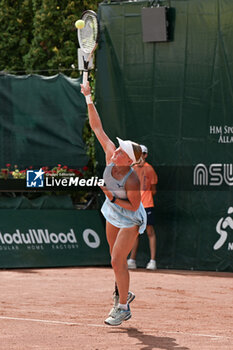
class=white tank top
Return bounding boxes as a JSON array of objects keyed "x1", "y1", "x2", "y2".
[{"x1": 103, "y1": 163, "x2": 133, "y2": 200}]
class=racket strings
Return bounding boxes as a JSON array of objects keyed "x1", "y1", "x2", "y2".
[{"x1": 79, "y1": 14, "x2": 98, "y2": 53}]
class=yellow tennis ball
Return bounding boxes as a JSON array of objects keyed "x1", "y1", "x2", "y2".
[{"x1": 75, "y1": 19, "x2": 85, "y2": 29}]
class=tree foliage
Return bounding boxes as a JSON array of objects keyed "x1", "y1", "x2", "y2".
[
  {"x1": 0, "y1": 0, "x2": 102, "y2": 77},
  {"x1": 0, "y1": 0, "x2": 33, "y2": 73}
]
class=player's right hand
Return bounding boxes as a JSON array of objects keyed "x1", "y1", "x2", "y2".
[{"x1": 81, "y1": 82, "x2": 91, "y2": 96}]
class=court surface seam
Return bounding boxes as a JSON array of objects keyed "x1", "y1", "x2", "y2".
[{"x1": 0, "y1": 315, "x2": 232, "y2": 340}]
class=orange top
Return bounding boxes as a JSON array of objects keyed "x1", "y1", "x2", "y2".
[{"x1": 134, "y1": 162, "x2": 158, "y2": 208}]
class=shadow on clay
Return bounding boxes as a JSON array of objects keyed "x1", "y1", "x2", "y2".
[{"x1": 108, "y1": 326, "x2": 190, "y2": 350}]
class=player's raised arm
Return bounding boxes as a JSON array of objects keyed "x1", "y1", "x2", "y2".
[{"x1": 81, "y1": 82, "x2": 115, "y2": 163}]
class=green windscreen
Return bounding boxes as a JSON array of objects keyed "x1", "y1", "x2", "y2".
[
  {"x1": 95, "y1": 0, "x2": 233, "y2": 271},
  {"x1": 0, "y1": 73, "x2": 88, "y2": 168}
]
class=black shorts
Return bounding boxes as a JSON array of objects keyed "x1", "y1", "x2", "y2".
[{"x1": 145, "y1": 207, "x2": 155, "y2": 226}]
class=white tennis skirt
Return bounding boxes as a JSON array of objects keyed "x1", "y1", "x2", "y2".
[{"x1": 101, "y1": 198, "x2": 147, "y2": 234}]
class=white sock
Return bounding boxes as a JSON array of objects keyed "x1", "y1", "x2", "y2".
[
  {"x1": 118, "y1": 303, "x2": 128, "y2": 310},
  {"x1": 150, "y1": 259, "x2": 156, "y2": 262},
  {"x1": 128, "y1": 259, "x2": 136, "y2": 263}
]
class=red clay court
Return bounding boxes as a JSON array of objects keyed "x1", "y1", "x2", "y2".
[{"x1": 0, "y1": 267, "x2": 232, "y2": 350}]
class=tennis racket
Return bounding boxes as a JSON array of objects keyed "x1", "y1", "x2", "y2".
[{"x1": 77, "y1": 10, "x2": 99, "y2": 86}]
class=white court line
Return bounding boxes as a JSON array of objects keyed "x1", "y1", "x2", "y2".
[
  {"x1": 0, "y1": 316, "x2": 232, "y2": 341},
  {"x1": 164, "y1": 331, "x2": 233, "y2": 340},
  {"x1": 0, "y1": 316, "x2": 105, "y2": 328}
]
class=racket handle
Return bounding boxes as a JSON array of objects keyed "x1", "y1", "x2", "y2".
[{"x1": 83, "y1": 71, "x2": 88, "y2": 87}]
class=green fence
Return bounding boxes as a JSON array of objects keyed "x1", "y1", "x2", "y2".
[
  {"x1": 0, "y1": 74, "x2": 88, "y2": 169},
  {"x1": 95, "y1": 0, "x2": 233, "y2": 271}
]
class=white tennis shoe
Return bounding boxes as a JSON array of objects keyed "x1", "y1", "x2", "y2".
[
  {"x1": 146, "y1": 260, "x2": 157, "y2": 270},
  {"x1": 108, "y1": 291, "x2": 135, "y2": 317},
  {"x1": 105, "y1": 305, "x2": 131, "y2": 326},
  {"x1": 127, "y1": 259, "x2": 137, "y2": 269}
]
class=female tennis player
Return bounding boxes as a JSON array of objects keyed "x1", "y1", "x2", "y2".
[{"x1": 81, "y1": 82, "x2": 146, "y2": 326}]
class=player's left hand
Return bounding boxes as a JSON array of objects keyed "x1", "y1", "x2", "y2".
[{"x1": 99, "y1": 186, "x2": 114, "y2": 202}]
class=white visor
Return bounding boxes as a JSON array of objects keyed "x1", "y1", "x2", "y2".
[{"x1": 116, "y1": 137, "x2": 137, "y2": 164}]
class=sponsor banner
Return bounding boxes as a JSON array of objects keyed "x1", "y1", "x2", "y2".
[
  {"x1": 209, "y1": 125, "x2": 233, "y2": 143},
  {"x1": 213, "y1": 207, "x2": 233, "y2": 251},
  {"x1": 1, "y1": 164, "x2": 232, "y2": 192},
  {"x1": 0, "y1": 204, "x2": 232, "y2": 271},
  {"x1": 153, "y1": 192, "x2": 233, "y2": 272},
  {"x1": 193, "y1": 164, "x2": 233, "y2": 187},
  {"x1": 1, "y1": 166, "x2": 232, "y2": 192},
  {"x1": 0, "y1": 210, "x2": 110, "y2": 268},
  {"x1": 197, "y1": 201, "x2": 233, "y2": 271}
]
